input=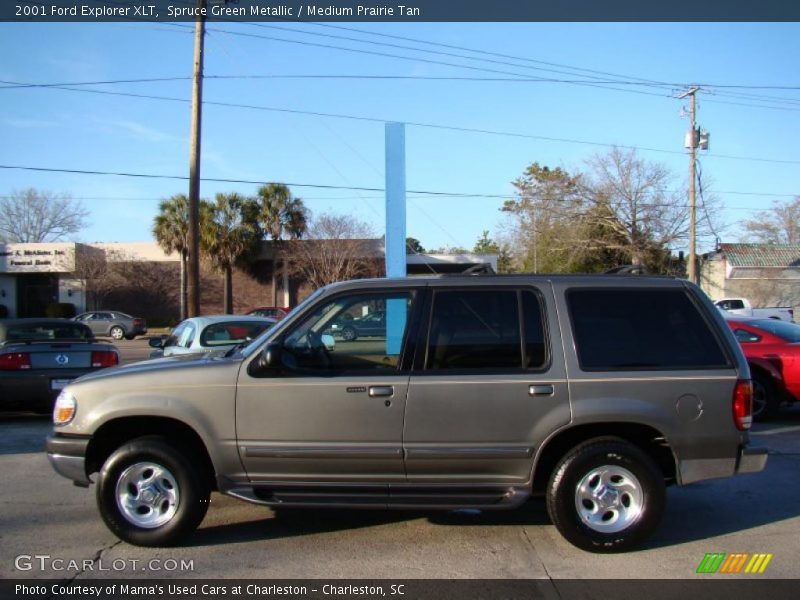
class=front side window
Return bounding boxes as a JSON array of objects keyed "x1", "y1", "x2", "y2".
[
  {"x1": 424, "y1": 289, "x2": 548, "y2": 371},
  {"x1": 568, "y1": 289, "x2": 729, "y2": 371},
  {"x1": 282, "y1": 291, "x2": 414, "y2": 372}
]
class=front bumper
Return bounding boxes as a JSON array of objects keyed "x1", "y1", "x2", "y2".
[
  {"x1": 736, "y1": 445, "x2": 768, "y2": 474},
  {"x1": 46, "y1": 434, "x2": 91, "y2": 486}
]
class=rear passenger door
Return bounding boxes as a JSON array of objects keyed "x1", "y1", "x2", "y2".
[{"x1": 403, "y1": 283, "x2": 571, "y2": 484}]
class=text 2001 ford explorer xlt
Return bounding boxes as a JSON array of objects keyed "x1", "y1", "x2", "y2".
[{"x1": 47, "y1": 275, "x2": 767, "y2": 552}]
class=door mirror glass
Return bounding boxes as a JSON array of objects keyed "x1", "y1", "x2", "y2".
[
  {"x1": 148, "y1": 337, "x2": 164, "y2": 349},
  {"x1": 321, "y1": 334, "x2": 335, "y2": 352}
]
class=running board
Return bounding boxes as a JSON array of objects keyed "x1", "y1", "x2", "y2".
[{"x1": 225, "y1": 484, "x2": 529, "y2": 510}]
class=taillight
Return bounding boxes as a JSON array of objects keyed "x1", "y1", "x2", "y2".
[
  {"x1": 733, "y1": 379, "x2": 753, "y2": 431},
  {"x1": 133, "y1": 319, "x2": 142, "y2": 327},
  {"x1": 91, "y1": 351, "x2": 119, "y2": 368},
  {"x1": 0, "y1": 352, "x2": 32, "y2": 370}
]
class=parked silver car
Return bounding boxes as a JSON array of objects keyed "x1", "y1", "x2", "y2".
[
  {"x1": 148, "y1": 315, "x2": 277, "y2": 358},
  {"x1": 74, "y1": 311, "x2": 148, "y2": 341}
]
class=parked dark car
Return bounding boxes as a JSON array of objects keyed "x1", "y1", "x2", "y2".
[
  {"x1": 327, "y1": 310, "x2": 386, "y2": 341},
  {"x1": 0, "y1": 319, "x2": 119, "y2": 413},
  {"x1": 726, "y1": 317, "x2": 800, "y2": 420},
  {"x1": 74, "y1": 311, "x2": 147, "y2": 340}
]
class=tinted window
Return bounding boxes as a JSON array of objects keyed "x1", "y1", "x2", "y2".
[
  {"x1": 734, "y1": 328, "x2": 761, "y2": 343},
  {"x1": 283, "y1": 292, "x2": 413, "y2": 372},
  {"x1": 748, "y1": 319, "x2": 800, "y2": 343},
  {"x1": 5, "y1": 323, "x2": 92, "y2": 341},
  {"x1": 522, "y1": 291, "x2": 548, "y2": 369},
  {"x1": 426, "y1": 290, "x2": 521, "y2": 370},
  {"x1": 568, "y1": 289, "x2": 728, "y2": 371}
]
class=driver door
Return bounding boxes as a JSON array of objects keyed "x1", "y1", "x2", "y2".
[{"x1": 236, "y1": 289, "x2": 419, "y2": 484}]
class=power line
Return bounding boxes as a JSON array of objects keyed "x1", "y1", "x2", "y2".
[
  {"x1": 259, "y1": 22, "x2": 800, "y2": 108},
  {"x1": 4, "y1": 73, "x2": 800, "y2": 111},
  {"x1": 0, "y1": 166, "x2": 794, "y2": 204},
  {"x1": 5, "y1": 80, "x2": 800, "y2": 166},
  {"x1": 203, "y1": 26, "x2": 674, "y2": 101},
  {"x1": 0, "y1": 164, "x2": 511, "y2": 198}
]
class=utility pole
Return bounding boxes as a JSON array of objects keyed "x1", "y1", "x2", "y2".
[
  {"x1": 186, "y1": 0, "x2": 206, "y2": 317},
  {"x1": 679, "y1": 86, "x2": 699, "y2": 285}
]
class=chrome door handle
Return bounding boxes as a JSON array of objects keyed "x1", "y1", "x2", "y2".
[
  {"x1": 368, "y1": 386, "x2": 394, "y2": 398},
  {"x1": 528, "y1": 384, "x2": 554, "y2": 397}
]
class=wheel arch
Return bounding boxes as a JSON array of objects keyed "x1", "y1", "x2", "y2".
[
  {"x1": 85, "y1": 416, "x2": 217, "y2": 491},
  {"x1": 531, "y1": 422, "x2": 676, "y2": 494}
]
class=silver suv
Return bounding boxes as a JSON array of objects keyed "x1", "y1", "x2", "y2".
[{"x1": 47, "y1": 275, "x2": 766, "y2": 552}]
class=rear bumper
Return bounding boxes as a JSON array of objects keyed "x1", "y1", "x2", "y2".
[
  {"x1": 0, "y1": 369, "x2": 91, "y2": 411},
  {"x1": 736, "y1": 445, "x2": 768, "y2": 474},
  {"x1": 678, "y1": 444, "x2": 767, "y2": 484},
  {"x1": 46, "y1": 434, "x2": 91, "y2": 486}
]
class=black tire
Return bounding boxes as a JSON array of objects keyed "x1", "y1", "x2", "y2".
[
  {"x1": 96, "y1": 436, "x2": 210, "y2": 547},
  {"x1": 546, "y1": 438, "x2": 665, "y2": 553},
  {"x1": 341, "y1": 326, "x2": 357, "y2": 341},
  {"x1": 752, "y1": 374, "x2": 779, "y2": 422},
  {"x1": 109, "y1": 326, "x2": 125, "y2": 341}
]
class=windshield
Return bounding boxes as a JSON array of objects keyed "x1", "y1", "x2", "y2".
[
  {"x1": 238, "y1": 286, "x2": 328, "y2": 358},
  {"x1": 750, "y1": 319, "x2": 800, "y2": 343}
]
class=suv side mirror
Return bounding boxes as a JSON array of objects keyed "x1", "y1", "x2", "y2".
[
  {"x1": 251, "y1": 342, "x2": 283, "y2": 376},
  {"x1": 148, "y1": 337, "x2": 164, "y2": 349}
]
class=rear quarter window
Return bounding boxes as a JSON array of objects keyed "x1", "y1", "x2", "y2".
[{"x1": 567, "y1": 288, "x2": 729, "y2": 371}]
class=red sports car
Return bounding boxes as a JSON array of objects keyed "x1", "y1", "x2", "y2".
[{"x1": 726, "y1": 317, "x2": 800, "y2": 420}]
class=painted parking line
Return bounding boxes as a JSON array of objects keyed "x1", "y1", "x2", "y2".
[{"x1": 751, "y1": 425, "x2": 800, "y2": 436}]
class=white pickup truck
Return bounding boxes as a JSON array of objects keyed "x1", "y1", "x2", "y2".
[{"x1": 715, "y1": 297, "x2": 794, "y2": 321}]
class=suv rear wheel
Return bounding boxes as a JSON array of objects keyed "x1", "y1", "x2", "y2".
[
  {"x1": 96, "y1": 436, "x2": 210, "y2": 546},
  {"x1": 546, "y1": 438, "x2": 665, "y2": 553}
]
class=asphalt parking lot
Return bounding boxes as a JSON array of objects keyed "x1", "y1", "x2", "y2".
[{"x1": 1, "y1": 338, "x2": 799, "y2": 581}]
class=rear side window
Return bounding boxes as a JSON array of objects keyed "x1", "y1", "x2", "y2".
[
  {"x1": 568, "y1": 289, "x2": 729, "y2": 371},
  {"x1": 425, "y1": 289, "x2": 548, "y2": 371}
]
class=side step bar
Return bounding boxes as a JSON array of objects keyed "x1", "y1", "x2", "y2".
[{"x1": 225, "y1": 485, "x2": 530, "y2": 510}]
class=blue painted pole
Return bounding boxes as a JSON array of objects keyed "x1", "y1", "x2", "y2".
[{"x1": 385, "y1": 122, "x2": 407, "y2": 354}]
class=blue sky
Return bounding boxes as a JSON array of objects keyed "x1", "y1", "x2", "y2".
[{"x1": 0, "y1": 21, "x2": 798, "y2": 254}]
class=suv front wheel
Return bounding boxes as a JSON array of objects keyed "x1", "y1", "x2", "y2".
[
  {"x1": 546, "y1": 438, "x2": 665, "y2": 553},
  {"x1": 96, "y1": 436, "x2": 210, "y2": 546}
]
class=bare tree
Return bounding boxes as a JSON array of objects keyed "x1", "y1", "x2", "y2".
[
  {"x1": 0, "y1": 188, "x2": 89, "y2": 242},
  {"x1": 741, "y1": 197, "x2": 800, "y2": 244},
  {"x1": 71, "y1": 247, "x2": 128, "y2": 310},
  {"x1": 585, "y1": 147, "x2": 688, "y2": 266},
  {"x1": 289, "y1": 213, "x2": 380, "y2": 289}
]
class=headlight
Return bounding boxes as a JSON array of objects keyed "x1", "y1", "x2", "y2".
[{"x1": 53, "y1": 390, "x2": 77, "y2": 425}]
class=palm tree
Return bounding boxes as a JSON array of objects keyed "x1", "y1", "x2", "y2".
[
  {"x1": 254, "y1": 184, "x2": 308, "y2": 306},
  {"x1": 153, "y1": 195, "x2": 191, "y2": 320},
  {"x1": 202, "y1": 193, "x2": 261, "y2": 314}
]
